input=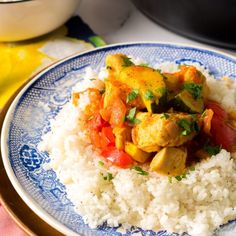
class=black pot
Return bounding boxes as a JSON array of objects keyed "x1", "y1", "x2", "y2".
[{"x1": 131, "y1": 0, "x2": 236, "y2": 49}]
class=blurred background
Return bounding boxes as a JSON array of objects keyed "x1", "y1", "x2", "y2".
[{"x1": 1, "y1": 0, "x2": 235, "y2": 110}]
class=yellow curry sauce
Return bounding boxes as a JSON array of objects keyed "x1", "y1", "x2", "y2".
[{"x1": 74, "y1": 54, "x2": 236, "y2": 177}]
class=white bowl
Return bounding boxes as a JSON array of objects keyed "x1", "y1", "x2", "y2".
[{"x1": 0, "y1": 0, "x2": 80, "y2": 42}]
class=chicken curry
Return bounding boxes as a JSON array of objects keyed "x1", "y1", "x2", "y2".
[{"x1": 73, "y1": 54, "x2": 236, "y2": 177}]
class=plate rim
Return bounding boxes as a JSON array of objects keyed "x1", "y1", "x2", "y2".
[
  {"x1": 0, "y1": 88, "x2": 36, "y2": 236},
  {"x1": 1, "y1": 41, "x2": 236, "y2": 236},
  {"x1": 0, "y1": 70, "x2": 65, "y2": 236}
]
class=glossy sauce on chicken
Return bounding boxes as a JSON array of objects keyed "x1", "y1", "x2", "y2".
[{"x1": 73, "y1": 54, "x2": 236, "y2": 177}]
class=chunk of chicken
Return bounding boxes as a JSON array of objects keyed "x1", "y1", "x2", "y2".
[
  {"x1": 119, "y1": 65, "x2": 166, "y2": 112},
  {"x1": 103, "y1": 80, "x2": 145, "y2": 110},
  {"x1": 125, "y1": 142, "x2": 151, "y2": 163},
  {"x1": 132, "y1": 112, "x2": 199, "y2": 152},
  {"x1": 105, "y1": 54, "x2": 167, "y2": 112},
  {"x1": 180, "y1": 65, "x2": 209, "y2": 98},
  {"x1": 150, "y1": 147, "x2": 187, "y2": 176},
  {"x1": 164, "y1": 65, "x2": 209, "y2": 98},
  {"x1": 106, "y1": 53, "x2": 132, "y2": 79}
]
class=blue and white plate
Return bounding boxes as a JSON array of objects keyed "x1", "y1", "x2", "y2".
[{"x1": 1, "y1": 43, "x2": 236, "y2": 236}]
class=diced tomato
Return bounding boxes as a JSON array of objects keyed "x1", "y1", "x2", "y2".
[
  {"x1": 88, "y1": 113, "x2": 107, "y2": 131},
  {"x1": 100, "y1": 98, "x2": 126, "y2": 127},
  {"x1": 100, "y1": 127, "x2": 115, "y2": 149},
  {"x1": 88, "y1": 114, "x2": 109, "y2": 148},
  {"x1": 90, "y1": 124, "x2": 115, "y2": 148},
  {"x1": 101, "y1": 146, "x2": 133, "y2": 168},
  {"x1": 206, "y1": 101, "x2": 227, "y2": 120},
  {"x1": 206, "y1": 101, "x2": 236, "y2": 151},
  {"x1": 109, "y1": 98, "x2": 126, "y2": 127},
  {"x1": 90, "y1": 130, "x2": 102, "y2": 148}
]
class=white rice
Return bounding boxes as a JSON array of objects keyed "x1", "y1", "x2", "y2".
[{"x1": 38, "y1": 60, "x2": 236, "y2": 236}]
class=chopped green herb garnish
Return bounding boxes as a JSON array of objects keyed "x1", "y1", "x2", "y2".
[
  {"x1": 156, "y1": 87, "x2": 167, "y2": 95},
  {"x1": 156, "y1": 68, "x2": 162, "y2": 73},
  {"x1": 181, "y1": 130, "x2": 188, "y2": 136},
  {"x1": 89, "y1": 78, "x2": 96, "y2": 81},
  {"x1": 102, "y1": 172, "x2": 114, "y2": 181},
  {"x1": 98, "y1": 161, "x2": 104, "y2": 166},
  {"x1": 161, "y1": 113, "x2": 170, "y2": 120},
  {"x1": 190, "y1": 114, "x2": 197, "y2": 119},
  {"x1": 172, "y1": 166, "x2": 196, "y2": 182},
  {"x1": 126, "y1": 107, "x2": 140, "y2": 124},
  {"x1": 175, "y1": 175, "x2": 182, "y2": 181},
  {"x1": 177, "y1": 119, "x2": 200, "y2": 136},
  {"x1": 170, "y1": 166, "x2": 196, "y2": 183},
  {"x1": 131, "y1": 166, "x2": 149, "y2": 176},
  {"x1": 133, "y1": 118, "x2": 141, "y2": 124},
  {"x1": 182, "y1": 173, "x2": 187, "y2": 179},
  {"x1": 144, "y1": 90, "x2": 154, "y2": 100},
  {"x1": 189, "y1": 166, "x2": 195, "y2": 171},
  {"x1": 177, "y1": 119, "x2": 192, "y2": 136},
  {"x1": 126, "y1": 107, "x2": 136, "y2": 120},
  {"x1": 126, "y1": 89, "x2": 139, "y2": 103},
  {"x1": 201, "y1": 110, "x2": 207, "y2": 118},
  {"x1": 192, "y1": 121, "x2": 200, "y2": 132},
  {"x1": 107, "y1": 172, "x2": 114, "y2": 181},
  {"x1": 184, "y1": 83, "x2": 203, "y2": 99},
  {"x1": 106, "y1": 66, "x2": 112, "y2": 70},
  {"x1": 122, "y1": 57, "x2": 134, "y2": 67},
  {"x1": 203, "y1": 144, "x2": 221, "y2": 156},
  {"x1": 175, "y1": 172, "x2": 188, "y2": 181},
  {"x1": 139, "y1": 63, "x2": 149, "y2": 67}
]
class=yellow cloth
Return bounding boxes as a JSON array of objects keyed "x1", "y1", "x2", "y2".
[{"x1": 0, "y1": 26, "x2": 93, "y2": 109}]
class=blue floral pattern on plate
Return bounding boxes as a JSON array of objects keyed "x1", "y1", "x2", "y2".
[{"x1": 2, "y1": 43, "x2": 236, "y2": 236}]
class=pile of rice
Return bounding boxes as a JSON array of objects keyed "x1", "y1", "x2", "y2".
[{"x1": 38, "y1": 58, "x2": 236, "y2": 236}]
